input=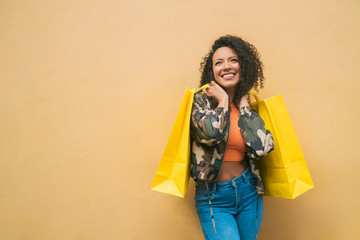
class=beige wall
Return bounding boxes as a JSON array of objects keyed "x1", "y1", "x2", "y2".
[{"x1": 1, "y1": 0, "x2": 359, "y2": 239}]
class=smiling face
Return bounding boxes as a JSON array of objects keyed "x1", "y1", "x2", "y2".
[{"x1": 212, "y1": 46, "x2": 240, "y2": 92}]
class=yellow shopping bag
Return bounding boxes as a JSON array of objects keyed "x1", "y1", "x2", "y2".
[
  {"x1": 151, "y1": 84, "x2": 209, "y2": 198},
  {"x1": 249, "y1": 91, "x2": 314, "y2": 199}
]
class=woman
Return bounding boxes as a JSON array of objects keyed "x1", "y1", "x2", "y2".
[{"x1": 190, "y1": 35, "x2": 274, "y2": 240}]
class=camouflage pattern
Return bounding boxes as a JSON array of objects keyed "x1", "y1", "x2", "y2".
[{"x1": 190, "y1": 92, "x2": 274, "y2": 194}]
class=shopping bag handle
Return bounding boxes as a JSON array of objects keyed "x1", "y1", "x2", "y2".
[
  {"x1": 194, "y1": 84, "x2": 210, "y2": 93},
  {"x1": 248, "y1": 90, "x2": 261, "y2": 102}
]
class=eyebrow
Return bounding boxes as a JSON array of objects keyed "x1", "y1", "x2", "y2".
[{"x1": 214, "y1": 56, "x2": 238, "y2": 61}]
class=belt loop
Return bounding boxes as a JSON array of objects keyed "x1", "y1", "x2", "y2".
[
  {"x1": 241, "y1": 172, "x2": 246, "y2": 182},
  {"x1": 213, "y1": 183, "x2": 217, "y2": 193}
]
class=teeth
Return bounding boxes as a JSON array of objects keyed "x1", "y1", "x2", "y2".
[{"x1": 223, "y1": 74, "x2": 234, "y2": 77}]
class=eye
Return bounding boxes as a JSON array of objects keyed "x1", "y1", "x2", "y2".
[
  {"x1": 214, "y1": 61, "x2": 222, "y2": 66},
  {"x1": 231, "y1": 58, "x2": 239, "y2": 62}
]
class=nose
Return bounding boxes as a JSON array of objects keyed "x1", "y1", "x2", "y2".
[{"x1": 223, "y1": 60, "x2": 231, "y2": 70}]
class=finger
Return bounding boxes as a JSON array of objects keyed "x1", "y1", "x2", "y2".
[
  {"x1": 212, "y1": 82, "x2": 221, "y2": 89},
  {"x1": 203, "y1": 88, "x2": 211, "y2": 96}
]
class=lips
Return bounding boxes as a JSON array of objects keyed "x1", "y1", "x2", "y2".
[{"x1": 222, "y1": 73, "x2": 235, "y2": 80}]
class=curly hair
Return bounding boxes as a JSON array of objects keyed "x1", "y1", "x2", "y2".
[{"x1": 200, "y1": 35, "x2": 264, "y2": 108}]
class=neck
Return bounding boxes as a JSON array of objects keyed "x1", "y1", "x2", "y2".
[{"x1": 225, "y1": 88, "x2": 236, "y2": 105}]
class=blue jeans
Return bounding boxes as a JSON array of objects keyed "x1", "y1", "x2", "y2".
[{"x1": 195, "y1": 167, "x2": 264, "y2": 240}]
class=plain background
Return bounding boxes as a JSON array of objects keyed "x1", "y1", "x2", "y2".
[{"x1": 1, "y1": 0, "x2": 359, "y2": 239}]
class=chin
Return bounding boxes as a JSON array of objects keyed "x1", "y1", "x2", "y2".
[{"x1": 217, "y1": 81, "x2": 238, "y2": 90}]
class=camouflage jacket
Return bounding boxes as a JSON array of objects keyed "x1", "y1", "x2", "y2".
[{"x1": 190, "y1": 91, "x2": 274, "y2": 194}]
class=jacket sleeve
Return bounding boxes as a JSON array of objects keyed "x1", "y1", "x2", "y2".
[
  {"x1": 238, "y1": 106, "x2": 274, "y2": 159},
  {"x1": 190, "y1": 93, "x2": 230, "y2": 146}
]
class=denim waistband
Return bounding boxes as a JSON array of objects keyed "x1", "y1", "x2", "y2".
[
  {"x1": 196, "y1": 166, "x2": 252, "y2": 191},
  {"x1": 195, "y1": 166, "x2": 254, "y2": 235}
]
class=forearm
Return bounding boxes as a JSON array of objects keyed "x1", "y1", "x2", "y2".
[
  {"x1": 191, "y1": 93, "x2": 230, "y2": 146},
  {"x1": 238, "y1": 106, "x2": 274, "y2": 158}
]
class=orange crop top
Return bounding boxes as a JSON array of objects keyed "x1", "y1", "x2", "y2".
[{"x1": 223, "y1": 103, "x2": 247, "y2": 162}]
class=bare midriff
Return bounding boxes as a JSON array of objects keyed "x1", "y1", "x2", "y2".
[
  {"x1": 215, "y1": 103, "x2": 248, "y2": 183},
  {"x1": 215, "y1": 160, "x2": 249, "y2": 182}
]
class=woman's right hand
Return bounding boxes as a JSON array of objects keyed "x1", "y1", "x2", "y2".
[
  {"x1": 203, "y1": 81, "x2": 228, "y2": 104},
  {"x1": 203, "y1": 81, "x2": 229, "y2": 110}
]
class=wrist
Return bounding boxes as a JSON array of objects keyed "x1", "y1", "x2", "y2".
[
  {"x1": 218, "y1": 97, "x2": 229, "y2": 110},
  {"x1": 239, "y1": 95, "x2": 250, "y2": 108},
  {"x1": 219, "y1": 97, "x2": 228, "y2": 105}
]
